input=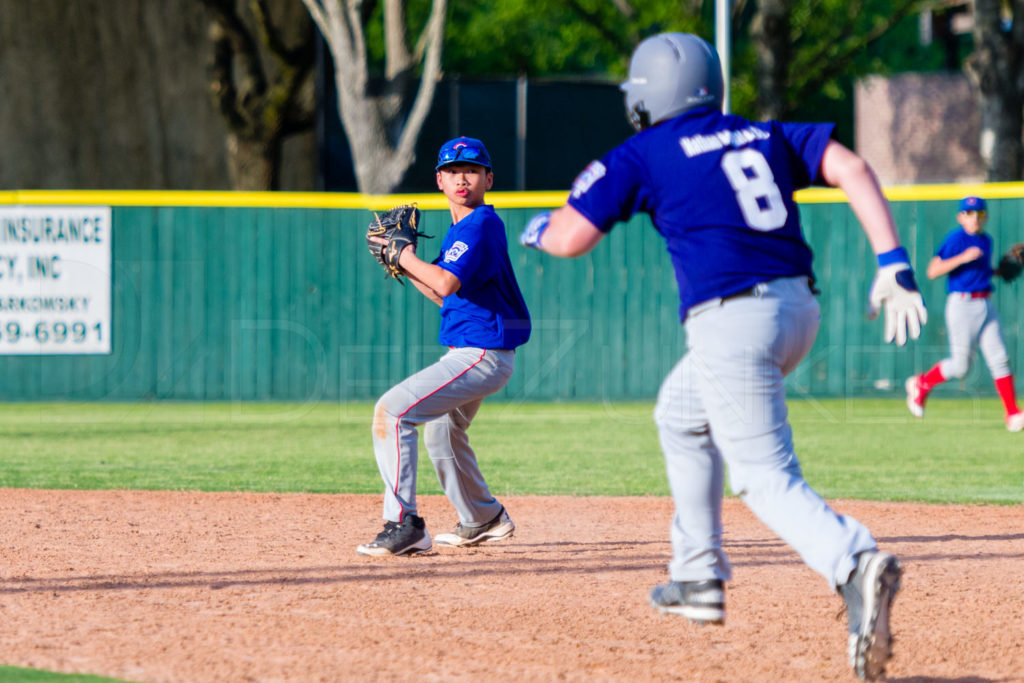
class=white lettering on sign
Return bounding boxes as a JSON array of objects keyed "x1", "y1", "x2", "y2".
[{"x1": 0, "y1": 206, "x2": 112, "y2": 354}]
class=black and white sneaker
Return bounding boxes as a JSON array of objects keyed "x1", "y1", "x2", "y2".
[
  {"x1": 649, "y1": 579, "x2": 726, "y2": 625},
  {"x1": 356, "y1": 515, "x2": 432, "y2": 556},
  {"x1": 840, "y1": 550, "x2": 902, "y2": 681},
  {"x1": 435, "y1": 506, "x2": 515, "y2": 547}
]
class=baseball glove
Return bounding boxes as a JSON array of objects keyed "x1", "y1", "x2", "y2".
[
  {"x1": 995, "y1": 242, "x2": 1024, "y2": 282},
  {"x1": 365, "y1": 204, "x2": 432, "y2": 282}
]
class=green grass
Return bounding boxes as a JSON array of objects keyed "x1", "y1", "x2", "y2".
[
  {"x1": 1, "y1": 398, "x2": 1021, "y2": 682},
  {"x1": 0, "y1": 668, "x2": 128, "y2": 682},
  {"x1": 785, "y1": 397, "x2": 1024, "y2": 503},
  {"x1": 0, "y1": 398, "x2": 1021, "y2": 504}
]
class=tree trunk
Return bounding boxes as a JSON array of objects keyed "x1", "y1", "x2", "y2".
[
  {"x1": 227, "y1": 135, "x2": 281, "y2": 190},
  {"x1": 976, "y1": 90, "x2": 1024, "y2": 181},
  {"x1": 966, "y1": 0, "x2": 1024, "y2": 180},
  {"x1": 0, "y1": 0, "x2": 245, "y2": 190},
  {"x1": 338, "y1": 95, "x2": 406, "y2": 195},
  {"x1": 750, "y1": 0, "x2": 793, "y2": 121},
  {"x1": 304, "y1": 0, "x2": 446, "y2": 195},
  {"x1": 201, "y1": 0, "x2": 316, "y2": 191}
]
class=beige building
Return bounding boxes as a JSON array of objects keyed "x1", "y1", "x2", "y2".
[{"x1": 855, "y1": 72, "x2": 984, "y2": 186}]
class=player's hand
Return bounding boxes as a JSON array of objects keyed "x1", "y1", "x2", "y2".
[
  {"x1": 520, "y1": 212, "x2": 551, "y2": 250},
  {"x1": 868, "y1": 262, "x2": 927, "y2": 346}
]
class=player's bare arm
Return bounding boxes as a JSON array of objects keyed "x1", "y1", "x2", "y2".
[
  {"x1": 406, "y1": 271, "x2": 445, "y2": 306},
  {"x1": 521, "y1": 205, "x2": 604, "y2": 256},
  {"x1": 925, "y1": 247, "x2": 983, "y2": 280},
  {"x1": 818, "y1": 139, "x2": 926, "y2": 344},
  {"x1": 397, "y1": 246, "x2": 462, "y2": 299},
  {"x1": 364, "y1": 234, "x2": 459, "y2": 303},
  {"x1": 818, "y1": 140, "x2": 900, "y2": 255}
]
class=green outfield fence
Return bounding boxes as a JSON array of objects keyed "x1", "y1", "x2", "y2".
[{"x1": 1, "y1": 184, "x2": 1022, "y2": 402}]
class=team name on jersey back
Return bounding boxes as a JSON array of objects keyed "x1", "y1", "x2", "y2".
[
  {"x1": 565, "y1": 109, "x2": 832, "y2": 320},
  {"x1": 679, "y1": 126, "x2": 772, "y2": 158}
]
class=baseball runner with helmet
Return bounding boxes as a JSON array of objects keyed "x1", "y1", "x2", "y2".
[
  {"x1": 357, "y1": 136, "x2": 531, "y2": 557},
  {"x1": 905, "y1": 196, "x2": 1024, "y2": 431},
  {"x1": 520, "y1": 33, "x2": 924, "y2": 681}
]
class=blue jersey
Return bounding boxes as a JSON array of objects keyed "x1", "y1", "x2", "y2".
[
  {"x1": 935, "y1": 227, "x2": 993, "y2": 294},
  {"x1": 567, "y1": 108, "x2": 833, "y2": 320},
  {"x1": 435, "y1": 205, "x2": 531, "y2": 349}
]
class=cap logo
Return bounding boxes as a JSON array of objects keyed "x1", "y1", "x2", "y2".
[
  {"x1": 959, "y1": 196, "x2": 986, "y2": 212},
  {"x1": 437, "y1": 139, "x2": 490, "y2": 168}
]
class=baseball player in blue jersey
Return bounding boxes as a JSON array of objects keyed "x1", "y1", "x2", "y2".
[
  {"x1": 358, "y1": 136, "x2": 531, "y2": 557},
  {"x1": 520, "y1": 33, "x2": 926, "y2": 681},
  {"x1": 905, "y1": 196, "x2": 1024, "y2": 431}
]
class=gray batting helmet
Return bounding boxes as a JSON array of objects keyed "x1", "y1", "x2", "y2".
[{"x1": 620, "y1": 33, "x2": 723, "y2": 131}]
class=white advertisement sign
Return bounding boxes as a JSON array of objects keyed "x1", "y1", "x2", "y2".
[{"x1": 0, "y1": 206, "x2": 112, "y2": 354}]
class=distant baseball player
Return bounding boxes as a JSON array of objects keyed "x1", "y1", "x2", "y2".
[
  {"x1": 519, "y1": 33, "x2": 925, "y2": 681},
  {"x1": 358, "y1": 136, "x2": 531, "y2": 556},
  {"x1": 905, "y1": 196, "x2": 1024, "y2": 431}
]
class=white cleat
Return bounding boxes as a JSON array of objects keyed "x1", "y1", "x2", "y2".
[
  {"x1": 435, "y1": 507, "x2": 515, "y2": 547},
  {"x1": 904, "y1": 376, "x2": 925, "y2": 418},
  {"x1": 841, "y1": 551, "x2": 902, "y2": 681}
]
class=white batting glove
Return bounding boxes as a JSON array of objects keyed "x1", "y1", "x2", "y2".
[
  {"x1": 520, "y1": 212, "x2": 551, "y2": 249},
  {"x1": 867, "y1": 248, "x2": 927, "y2": 346}
]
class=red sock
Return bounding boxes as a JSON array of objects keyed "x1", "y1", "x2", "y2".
[
  {"x1": 994, "y1": 375, "x2": 1020, "y2": 416},
  {"x1": 918, "y1": 364, "x2": 946, "y2": 395}
]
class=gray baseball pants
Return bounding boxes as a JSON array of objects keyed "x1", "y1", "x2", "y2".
[
  {"x1": 371, "y1": 347, "x2": 514, "y2": 525},
  {"x1": 939, "y1": 294, "x2": 1011, "y2": 380},
  {"x1": 654, "y1": 276, "x2": 877, "y2": 590}
]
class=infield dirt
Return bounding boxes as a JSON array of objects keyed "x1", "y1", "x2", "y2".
[{"x1": 1, "y1": 490, "x2": 1022, "y2": 682}]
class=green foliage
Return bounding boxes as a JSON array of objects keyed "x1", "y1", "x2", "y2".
[
  {"x1": 0, "y1": 400, "x2": 1020, "y2": 504},
  {"x1": 853, "y1": 6, "x2": 953, "y2": 73},
  {"x1": 356, "y1": 0, "x2": 969, "y2": 127},
  {"x1": 731, "y1": 0, "x2": 948, "y2": 121},
  {"x1": 353, "y1": 1, "x2": 966, "y2": 151},
  {"x1": 443, "y1": 0, "x2": 702, "y2": 77},
  {"x1": 435, "y1": 0, "x2": 959, "y2": 144}
]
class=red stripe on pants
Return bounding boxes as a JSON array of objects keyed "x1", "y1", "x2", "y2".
[{"x1": 392, "y1": 348, "x2": 488, "y2": 521}]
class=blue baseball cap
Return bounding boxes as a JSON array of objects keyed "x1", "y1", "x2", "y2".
[
  {"x1": 959, "y1": 196, "x2": 987, "y2": 212},
  {"x1": 436, "y1": 136, "x2": 492, "y2": 171}
]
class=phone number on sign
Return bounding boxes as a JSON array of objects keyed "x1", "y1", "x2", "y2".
[{"x1": 0, "y1": 320, "x2": 104, "y2": 345}]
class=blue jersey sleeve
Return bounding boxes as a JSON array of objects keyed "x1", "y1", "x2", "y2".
[
  {"x1": 434, "y1": 205, "x2": 532, "y2": 349},
  {"x1": 567, "y1": 149, "x2": 649, "y2": 233},
  {"x1": 936, "y1": 227, "x2": 993, "y2": 292},
  {"x1": 778, "y1": 122, "x2": 835, "y2": 187},
  {"x1": 437, "y1": 219, "x2": 487, "y2": 288},
  {"x1": 936, "y1": 229, "x2": 964, "y2": 260}
]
